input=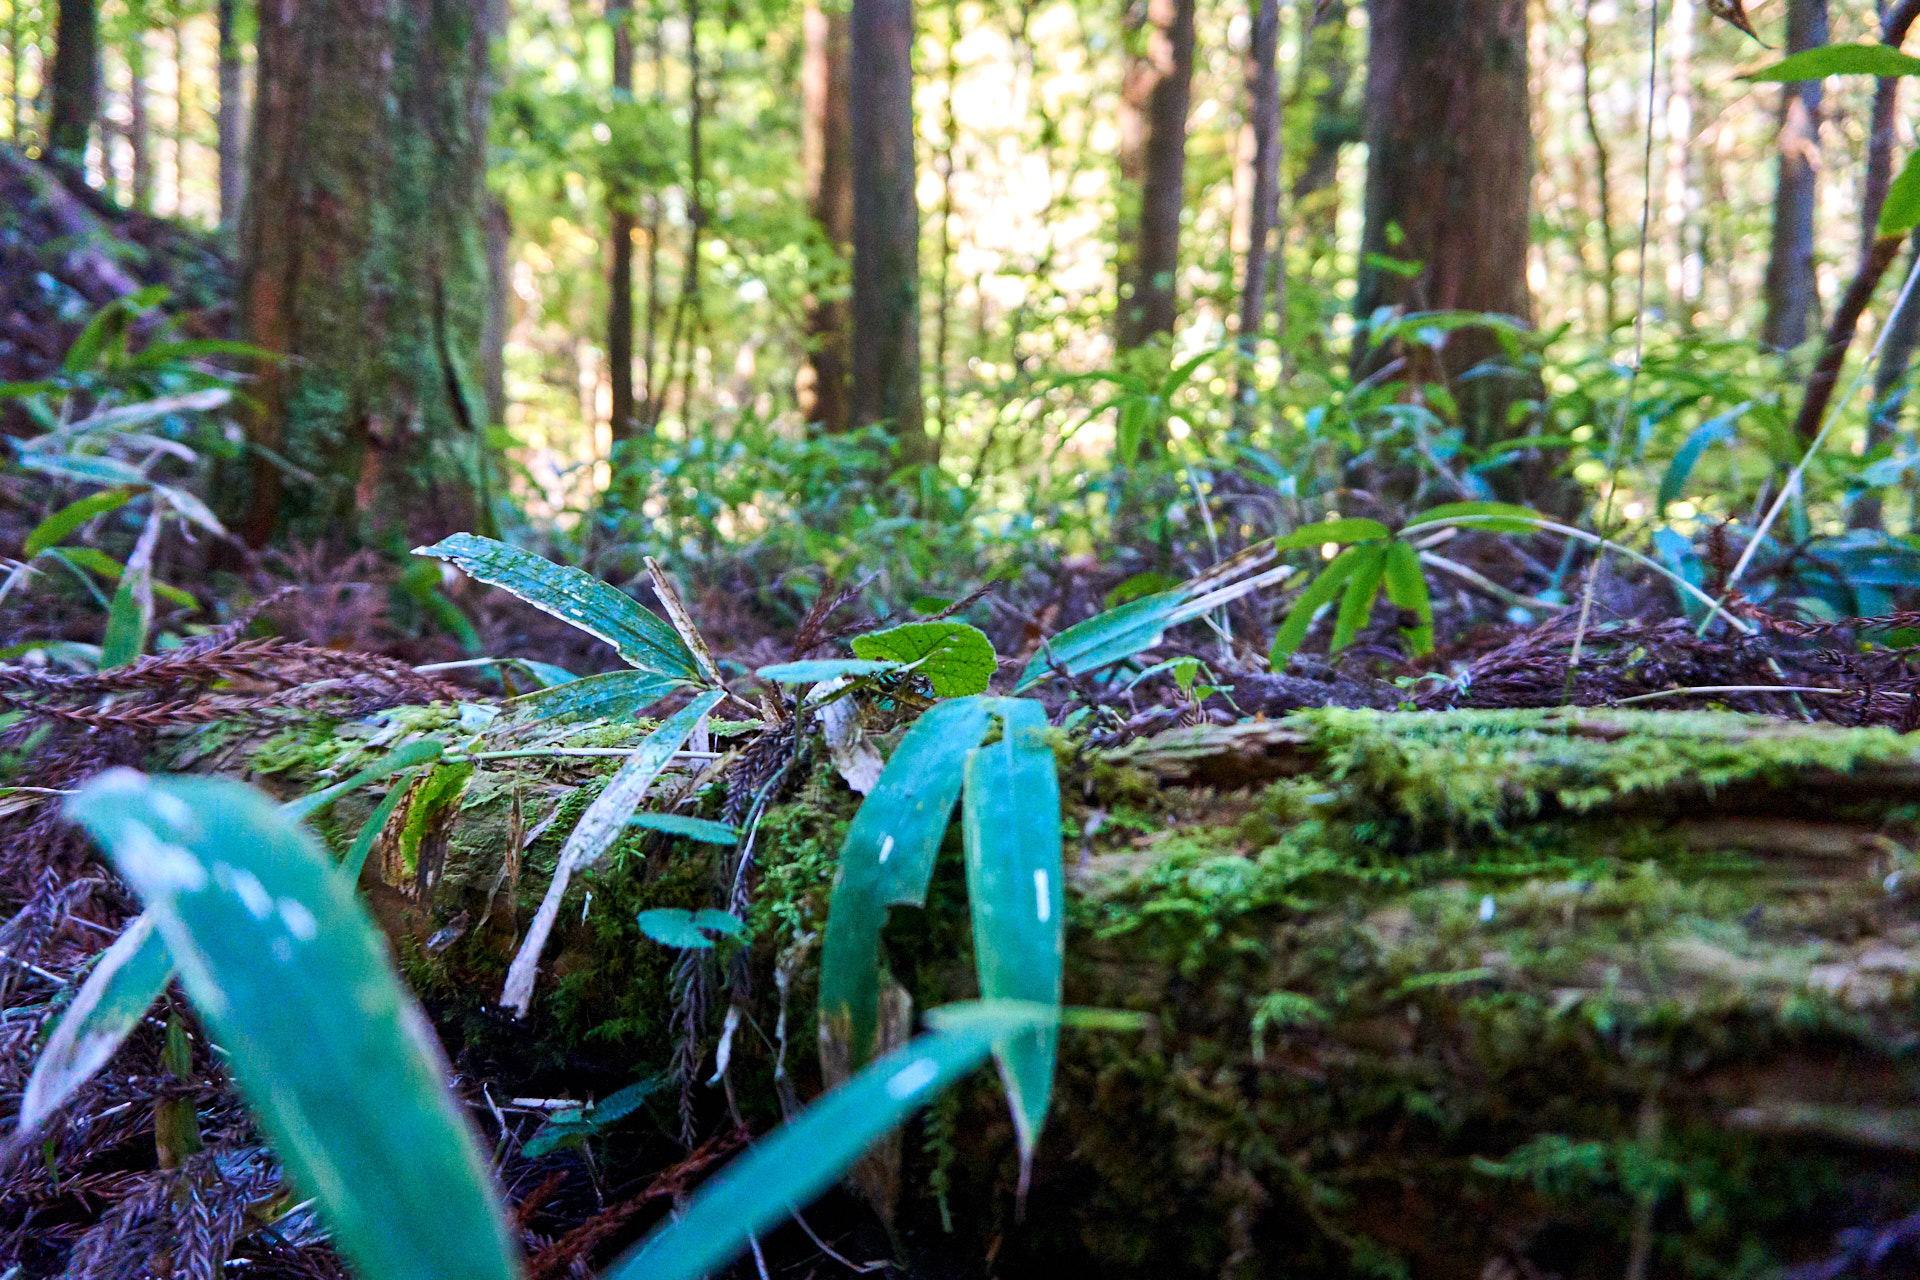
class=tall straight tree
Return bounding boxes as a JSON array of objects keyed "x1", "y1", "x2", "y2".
[
  {"x1": 237, "y1": 0, "x2": 496, "y2": 544},
  {"x1": 801, "y1": 0, "x2": 852, "y2": 436},
  {"x1": 46, "y1": 0, "x2": 96, "y2": 167},
  {"x1": 607, "y1": 0, "x2": 638, "y2": 444},
  {"x1": 1762, "y1": 0, "x2": 1827, "y2": 354},
  {"x1": 1352, "y1": 0, "x2": 1532, "y2": 448},
  {"x1": 216, "y1": 0, "x2": 242, "y2": 228},
  {"x1": 848, "y1": 0, "x2": 930, "y2": 463},
  {"x1": 1115, "y1": 0, "x2": 1194, "y2": 353},
  {"x1": 1233, "y1": 0, "x2": 1282, "y2": 429}
]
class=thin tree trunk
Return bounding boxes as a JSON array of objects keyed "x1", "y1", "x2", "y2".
[
  {"x1": 128, "y1": 28, "x2": 150, "y2": 211},
  {"x1": 1115, "y1": 0, "x2": 1194, "y2": 354},
  {"x1": 848, "y1": 0, "x2": 930, "y2": 463},
  {"x1": 1665, "y1": 0, "x2": 1698, "y2": 321},
  {"x1": 801, "y1": 0, "x2": 851, "y2": 435},
  {"x1": 1288, "y1": 0, "x2": 1352, "y2": 242},
  {"x1": 658, "y1": 0, "x2": 705, "y2": 431},
  {"x1": 1578, "y1": 0, "x2": 1617, "y2": 333},
  {"x1": 217, "y1": 0, "x2": 242, "y2": 230},
  {"x1": 47, "y1": 0, "x2": 98, "y2": 169},
  {"x1": 1232, "y1": 0, "x2": 1281, "y2": 433},
  {"x1": 641, "y1": 19, "x2": 665, "y2": 423},
  {"x1": 607, "y1": 0, "x2": 637, "y2": 444},
  {"x1": 1762, "y1": 0, "x2": 1828, "y2": 354},
  {"x1": 171, "y1": 9, "x2": 186, "y2": 212},
  {"x1": 482, "y1": 194, "x2": 509, "y2": 429},
  {"x1": 930, "y1": 0, "x2": 959, "y2": 450},
  {"x1": 9, "y1": 0, "x2": 23, "y2": 142}
]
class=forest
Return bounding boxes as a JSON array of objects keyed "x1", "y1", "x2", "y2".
[{"x1": 8, "y1": 0, "x2": 1920, "y2": 1276}]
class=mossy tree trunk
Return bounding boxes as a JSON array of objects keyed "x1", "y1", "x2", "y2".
[
  {"x1": 46, "y1": 0, "x2": 96, "y2": 169},
  {"x1": 236, "y1": 0, "x2": 496, "y2": 546}
]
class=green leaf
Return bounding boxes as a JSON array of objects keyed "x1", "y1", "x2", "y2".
[
  {"x1": 48, "y1": 545, "x2": 126, "y2": 580},
  {"x1": 512, "y1": 659, "x2": 579, "y2": 688},
  {"x1": 1658, "y1": 405, "x2": 1747, "y2": 515},
  {"x1": 1402, "y1": 501, "x2": 1547, "y2": 535},
  {"x1": 603, "y1": 1001, "x2": 1057, "y2": 1280},
  {"x1": 19, "y1": 910, "x2": 175, "y2": 1134},
  {"x1": 1748, "y1": 43, "x2": 1920, "y2": 82},
  {"x1": 636, "y1": 907, "x2": 750, "y2": 949},
  {"x1": 99, "y1": 575, "x2": 148, "y2": 669},
  {"x1": 18, "y1": 451, "x2": 149, "y2": 489},
  {"x1": 501, "y1": 689, "x2": 727, "y2": 1016},
  {"x1": 497, "y1": 669, "x2": 687, "y2": 726},
  {"x1": 819, "y1": 696, "x2": 995, "y2": 1070},
  {"x1": 1272, "y1": 517, "x2": 1391, "y2": 552},
  {"x1": 628, "y1": 812, "x2": 740, "y2": 844},
  {"x1": 522, "y1": 1074, "x2": 670, "y2": 1158},
  {"x1": 65, "y1": 772, "x2": 520, "y2": 1280},
  {"x1": 413, "y1": 534, "x2": 697, "y2": 678},
  {"x1": 756, "y1": 658, "x2": 904, "y2": 684},
  {"x1": 1269, "y1": 546, "x2": 1367, "y2": 671},
  {"x1": 341, "y1": 773, "x2": 421, "y2": 884},
  {"x1": 24, "y1": 489, "x2": 134, "y2": 558},
  {"x1": 283, "y1": 740, "x2": 446, "y2": 822},
  {"x1": 1382, "y1": 541, "x2": 1436, "y2": 655},
  {"x1": 1329, "y1": 545, "x2": 1389, "y2": 654},
  {"x1": 1882, "y1": 149, "x2": 1920, "y2": 239},
  {"x1": 850, "y1": 621, "x2": 997, "y2": 696},
  {"x1": 1015, "y1": 590, "x2": 1185, "y2": 691},
  {"x1": 960, "y1": 700, "x2": 1063, "y2": 1170}
]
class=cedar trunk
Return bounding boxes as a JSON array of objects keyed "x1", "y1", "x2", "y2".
[
  {"x1": 1233, "y1": 0, "x2": 1282, "y2": 429},
  {"x1": 608, "y1": 0, "x2": 638, "y2": 445},
  {"x1": 46, "y1": 0, "x2": 96, "y2": 167},
  {"x1": 237, "y1": 0, "x2": 494, "y2": 545},
  {"x1": 217, "y1": 0, "x2": 243, "y2": 230},
  {"x1": 802, "y1": 0, "x2": 852, "y2": 436},
  {"x1": 848, "y1": 0, "x2": 929, "y2": 463},
  {"x1": 1352, "y1": 0, "x2": 1533, "y2": 451},
  {"x1": 1762, "y1": 0, "x2": 1828, "y2": 354},
  {"x1": 1116, "y1": 0, "x2": 1194, "y2": 353}
]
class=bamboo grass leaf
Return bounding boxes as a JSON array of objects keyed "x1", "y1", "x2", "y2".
[
  {"x1": 1382, "y1": 540, "x2": 1436, "y2": 655},
  {"x1": 65, "y1": 771, "x2": 520, "y2": 1280},
  {"x1": 496, "y1": 668, "x2": 689, "y2": 727},
  {"x1": 1272, "y1": 517, "x2": 1391, "y2": 551},
  {"x1": 1329, "y1": 544, "x2": 1389, "y2": 654},
  {"x1": 1269, "y1": 545, "x2": 1368, "y2": 670},
  {"x1": 283, "y1": 739, "x2": 445, "y2": 821}
]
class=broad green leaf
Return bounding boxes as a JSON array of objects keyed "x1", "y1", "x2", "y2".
[
  {"x1": 636, "y1": 907, "x2": 750, "y2": 949},
  {"x1": 1269, "y1": 546, "x2": 1368, "y2": 670},
  {"x1": 65, "y1": 772, "x2": 520, "y2": 1280},
  {"x1": 851, "y1": 621, "x2": 997, "y2": 696},
  {"x1": 497, "y1": 668, "x2": 687, "y2": 726},
  {"x1": 628, "y1": 812, "x2": 740, "y2": 844},
  {"x1": 341, "y1": 773, "x2": 421, "y2": 883},
  {"x1": 1882, "y1": 150, "x2": 1920, "y2": 239},
  {"x1": 1658, "y1": 405, "x2": 1747, "y2": 515},
  {"x1": 413, "y1": 534, "x2": 697, "y2": 679},
  {"x1": 99, "y1": 576, "x2": 148, "y2": 669},
  {"x1": 522, "y1": 1074, "x2": 670, "y2": 1158},
  {"x1": 501, "y1": 689, "x2": 726, "y2": 1016},
  {"x1": 24, "y1": 489, "x2": 133, "y2": 558},
  {"x1": 283, "y1": 740, "x2": 445, "y2": 821},
  {"x1": 17, "y1": 453, "x2": 148, "y2": 488},
  {"x1": 1272, "y1": 517, "x2": 1391, "y2": 552},
  {"x1": 513, "y1": 659, "x2": 579, "y2": 688},
  {"x1": 1402, "y1": 501, "x2": 1547, "y2": 535},
  {"x1": 46, "y1": 545, "x2": 126, "y2": 580},
  {"x1": 1015, "y1": 590, "x2": 1185, "y2": 691},
  {"x1": 18, "y1": 910, "x2": 174, "y2": 1134},
  {"x1": 1329, "y1": 544, "x2": 1390, "y2": 654},
  {"x1": 1382, "y1": 541, "x2": 1436, "y2": 655},
  {"x1": 756, "y1": 658, "x2": 904, "y2": 684},
  {"x1": 1748, "y1": 44, "x2": 1920, "y2": 82},
  {"x1": 960, "y1": 700, "x2": 1063, "y2": 1170},
  {"x1": 819, "y1": 696, "x2": 995, "y2": 1070},
  {"x1": 605, "y1": 1000, "x2": 1056, "y2": 1280}
]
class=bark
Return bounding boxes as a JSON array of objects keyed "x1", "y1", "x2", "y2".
[
  {"x1": 1761, "y1": 0, "x2": 1828, "y2": 355},
  {"x1": 1288, "y1": 0, "x2": 1353, "y2": 243},
  {"x1": 128, "y1": 29, "x2": 150, "y2": 212},
  {"x1": 1115, "y1": 0, "x2": 1195, "y2": 353},
  {"x1": 607, "y1": 0, "x2": 638, "y2": 445},
  {"x1": 482, "y1": 194, "x2": 510, "y2": 430},
  {"x1": 217, "y1": 0, "x2": 242, "y2": 230},
  {"x1": 237, "y1": 0, "x2": 495, "y2": 544},
  {"x1": 1351, "y1": 0, "x2": 1533, "y2": 452},
  {"x1": 656, "y1": 0, "x2": 706, "y2": 434},
  {"x1": 641, "y1": 20, "x2": 665, "y2": 419},
  {"x1": 801, "y1": 0, "x2": 852, "y2": 436},
  {"x1": 1233, "y1": 0, "x2": 1282, "y2": 432},
  {"x1": 47, "y1": 0, "x2": 97, "y2": 168},
  {"x1": 848, "y1": 0, "x2": 930, "y2": 463}
]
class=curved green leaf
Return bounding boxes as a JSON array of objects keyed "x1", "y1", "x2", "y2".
[
  {"x1": 1402, "y1": 501, "x2": 1547, "y2": 535},
  {"x1": 961, "y1": 701, "x2": 1063, "y2": 1172},
  {"x1": 851, "y1": 621, "x2": 997, "y2": 696},
  {"x1": 414, "y1": 534, "x2": 697, "y2": 678},
  {"x1": 636, "y1": 908, "x2": 750, "y2": 949},
  {"x1": 628, "y1": 812, "x2": 740, "y2": 844},
  {"x1": 1269, "y1": 546, "x2": 1367, "y2": 671},
  {"x1": 497, "y1": 668, "x2": 688, "y2": 726},
  {"x1": 1748, "y1": 43, "x2": 1920, "y2": 82},
  {"x1": 756, "y1": 658, "x2": 904, "y2": 684},
  {"x1": 605, "y1": 1001, "x2": 1057, "y2": 1280},
  {"x1": 283, "y1": 740, "x2": 445, "y2": 822},
  {"x1": 341, "y1": 771, "x2": 421, "y2": 883},
  {"x1": 1658, "y1": 406, "x2": 1747, "y2": 515},
  {"x1": 1882, "y1": 149, "x2": 1920, "y2": 239},
  {"x1": 18, "y1": 910, "x2": 174, "y2": 1135},
  {"x1": 1329, "y1": 545, "x2": 1389, "y2": 654},
  {"x1": 1382, "y1": 540, "x2": 1435, "y2": 655},
  {"x1": 65, "y1": 772, "x2": 520, "y2": 1280},
  {"x1": 1015, "y1": 590, "x2": 1185, "y2": 691},
  {"x1": 25, "y1": 489, "x2": 134, "y2": 558},
  {"x1": 1273, "y1": 517, "x2": 1391, "y2": 552}
]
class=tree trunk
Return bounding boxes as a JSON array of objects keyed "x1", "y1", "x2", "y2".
[
  {"x1": 1233, "y1": 0, "x2": 1281, "y2": 432},
  {"x1": 1664, "y1": 0, "x2": 1699, "y2": 322},
  {"x1": 1762, "y1": 0, "x2": 1827, "y2": 355},
  {"x1": 800, "y1": 0, "x2": 851, "y2": 436},
  {"x1": 128, "y1": 29, "x2": 151, "y2": 212},
  {"x1": 237, "y1": 0, "x2": 494, "y2": 545},
  {"x1": 217, "y1": 0, "x2": 242, "y2": 230},
  {"x1": 1578, "y1": 0, "x2": 1617, "y2": 333},
  {"x1": 9, "y1": 0, "x2": 25, "y2": 143},
  {"x1": 607, "y1": 0, "x2": 637, "y2": 445},
  {"x1": 47, "y1": 0, "x2": 97, "y2": 169},
  {"x1": 1115, "y1": 0, "x2": 1194, "y2": 354},
  {"x1": 1352, "y1": 0, "x2": 1533, "y2": 452},
  {"x1": 482, "y1": 194, "x2": 510, "y2": 430},
  {"x1": 848, "y1": 0, "x2": 929, "y2": 464},
  {"x1": 1289, "y1": 0, "x2": 1353, "y2": 235},
  {"x1": 170, "y1": 12, "x2": 186, "y2": 212}
]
